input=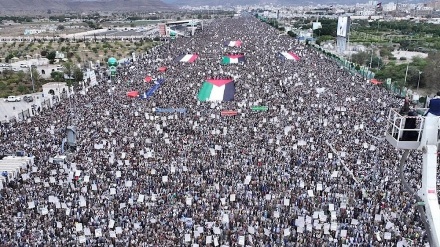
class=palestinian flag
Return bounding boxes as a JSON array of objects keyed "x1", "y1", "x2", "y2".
[
  {"x1": 174, "y1": 54, "x2": 199, "y2": 63},
  {"x1": 279, "y1": 52, "x2": 300, "y2": 61},
  {"x1": 224, "y1": 40, "x2": 242, "y2": 47},
  {"x1": 221, "y1": 54, "x2": 246, "y2": 64},
  {"x1": 198, "y1": 79, "x2": 235, "y2": 102}
]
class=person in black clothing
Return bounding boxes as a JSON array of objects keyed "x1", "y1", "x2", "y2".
[
  {"x1": 426, "y1": 91, "x2": 440, "y2": 116},
  {"x1": 399, "y1": 96, "x2": 410, "y2": 115},
  {"x1": 401, "y1": 111, "x2": 419, "y2": 141}
]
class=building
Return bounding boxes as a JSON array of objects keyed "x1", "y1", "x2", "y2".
[
  {"x1": 55, "y1": 51, "x2": 65, "y2": 60},
  {"x1": 158, "y1": 20, "x2": 203, "y2": 38},
  {"x1": 382, "y1": 2, "x2": 397, "y2": 12},
  {"x1": 7, "y1": 58, "x2": 64, "y2": 79},
  {"x1": 24, "y1": 29, "x2": 45, "y2": 36},
  {"x1": 427, "y1": 0, "x2": 440, "y2": 10}
]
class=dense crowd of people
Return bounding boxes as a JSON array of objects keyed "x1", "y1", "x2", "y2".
[{"x1": 0, "y1": 15, "x2": 436, "y2": 246}]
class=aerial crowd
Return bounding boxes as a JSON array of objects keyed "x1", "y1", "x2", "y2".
[{"x1": 0, "y1": 15, "x2": 434, "y2": 247}]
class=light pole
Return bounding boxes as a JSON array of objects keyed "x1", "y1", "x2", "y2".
[
  {"x1": 404, "y1": 63, "x2": 409, "y2": 86},
  {"x1": 417, "y1": 70, "x2": 422, "y2": 92},
  {"x1": 28, "y1": 61, "x2": 35, "y2": 93}
]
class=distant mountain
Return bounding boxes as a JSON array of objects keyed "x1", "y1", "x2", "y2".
[
  {"x1": 64, "y1": 0, "x2": 173, "y2": 12},
  {"x1": 163, "y1": 0, "x2": 416, "y2": 6},
  {"x1": 162, "y1": 0, "x2": 246, "y2": 5},
  {"x1": 162, "y1": 0, "x2": 322, "y2": 6},
  {"x1": 0, "y1": 0, "x2": 68, "y2": 12},
  {"x1": 0, "y1": 0, "x2": 173, "y2": 13}
]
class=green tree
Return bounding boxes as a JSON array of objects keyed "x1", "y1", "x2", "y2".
[
  {"x1": 351, "y1": 52, "x2": 370, "y2": 66},
  {"x1": 423, "y1": 52, "x2": 440, "y2": 89},
  {"x1": 17, "y1": 84, "x2": 27, "y2": 93},
  {"x1": 72, "y1": 67, "x2": 84, "y2": 86},
  {"x1": 75, "y1": 54, "x2": 82, "y2": 63},
  {"x1": 47, "y1": 51, "x2": 57, "y2": 62},
  {"x1": 379, "y1": 48, "x2": 392, "y2": 58},
  {"x1": 51, "y1": 71, "x2": 64, "y2": 81},
  {"x1": 1, "y1": 69, "x2": 14, "y2": 79},
  {"x1": 316, "y1": 35, "x2": 333, "y2": 45},
  {"x1": 26, "y1": 68, "x2": 41, "y2": 87},
  {"x1": 63, "y1": 61, "x2": 74, "y2": 80},
  {"x1": 287, "y1": 31, "x2": 297, "y2": 38},
  {"x1": 404, "y1": 66, "x2": 421, "y2": 88},
  {"x1": 411, "y1": 56, "x2": 428, "y2": 69},
  {"x1": 371, "y1": 56, "x2": 383, "y2": 69},
  {"x1": 5, "y1": 54, "x2": 14, "y2": 63}
]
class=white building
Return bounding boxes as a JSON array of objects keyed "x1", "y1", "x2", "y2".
[
  {"x1": 24, "y1": 29, "x2": 45, "y2": 35},
  {"x1": 382, "y1": 2, "x2": 397, "y2": 12},
  {"x1": 427, "y1": 18, "x2": 440, "y2": 24},
  {"x1": 356, "y1": 9, "x2": 376, "y2": 16},
  {"x1": 8, "y1": 58, "x2": 63, "y2": 79},
  {"x1": 55, "y1": 51, "x2": 65, "y2": 59},
  {"x1": 42, "y1": 82, "x2": 70, "y2": 99}
]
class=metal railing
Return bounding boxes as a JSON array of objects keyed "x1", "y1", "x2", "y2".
[{"x1": 386, "y1": 108, "x2": 428, "y2": 142}]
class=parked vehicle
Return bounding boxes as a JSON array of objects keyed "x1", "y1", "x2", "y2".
[
  {"x1": 23, "y1": 96, "x2": 33, "y2": 102},
  {"x1": 4, "y1": 96, "x2": 21, "y2": 102}
]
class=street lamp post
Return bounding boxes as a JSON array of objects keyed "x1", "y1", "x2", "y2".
[
  {"x1": 28, "y1": 62, "x2": 35, "y2": 93},
  {"x1": 417, "y1": 70, "x2": 422, "y2": 92}
]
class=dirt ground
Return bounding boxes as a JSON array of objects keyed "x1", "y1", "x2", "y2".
[
  {"x1": 0, "y1": 22, "x2": 89, "y2": 37},
  {"x1": 0, "y1": 39, "x2": 156, "y2": 64}
]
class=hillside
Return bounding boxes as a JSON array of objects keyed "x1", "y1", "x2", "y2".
[
  {"x1": 163, "y1": 0, "x2": 416, "y2": 6},
  {"x1": 0, "y1": 0, "x2": 173, "y2": 13}
]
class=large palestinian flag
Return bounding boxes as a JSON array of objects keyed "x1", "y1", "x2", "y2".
[
  {"x1": 198, "y1": 79, "x2": 235, "y2": 102},
  {"x1": 279, "y1": 51, "x2": 300, "y2": 61},
  {"x1": 221, "y1": 54, "x2": 245, "y2": 65},
  {"x1": 224, "y1": 40, "x2": 242, "y2": 47},
  {"x1": 174, "y1": 54, "x2": 199, "y2": 63}
]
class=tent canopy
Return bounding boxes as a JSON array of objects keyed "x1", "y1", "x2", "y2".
[{"x1": 158, "y1": 67, "x2": 167, "y2": 72}]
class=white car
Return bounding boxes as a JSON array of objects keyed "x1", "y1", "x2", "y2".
[{"x1": 4, "y1": 96, "x2": 21, "y2": 102}]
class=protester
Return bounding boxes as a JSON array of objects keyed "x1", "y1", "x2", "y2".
[{"x1": 0, "y1": 16, "x2": 432, "y2": 246}]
